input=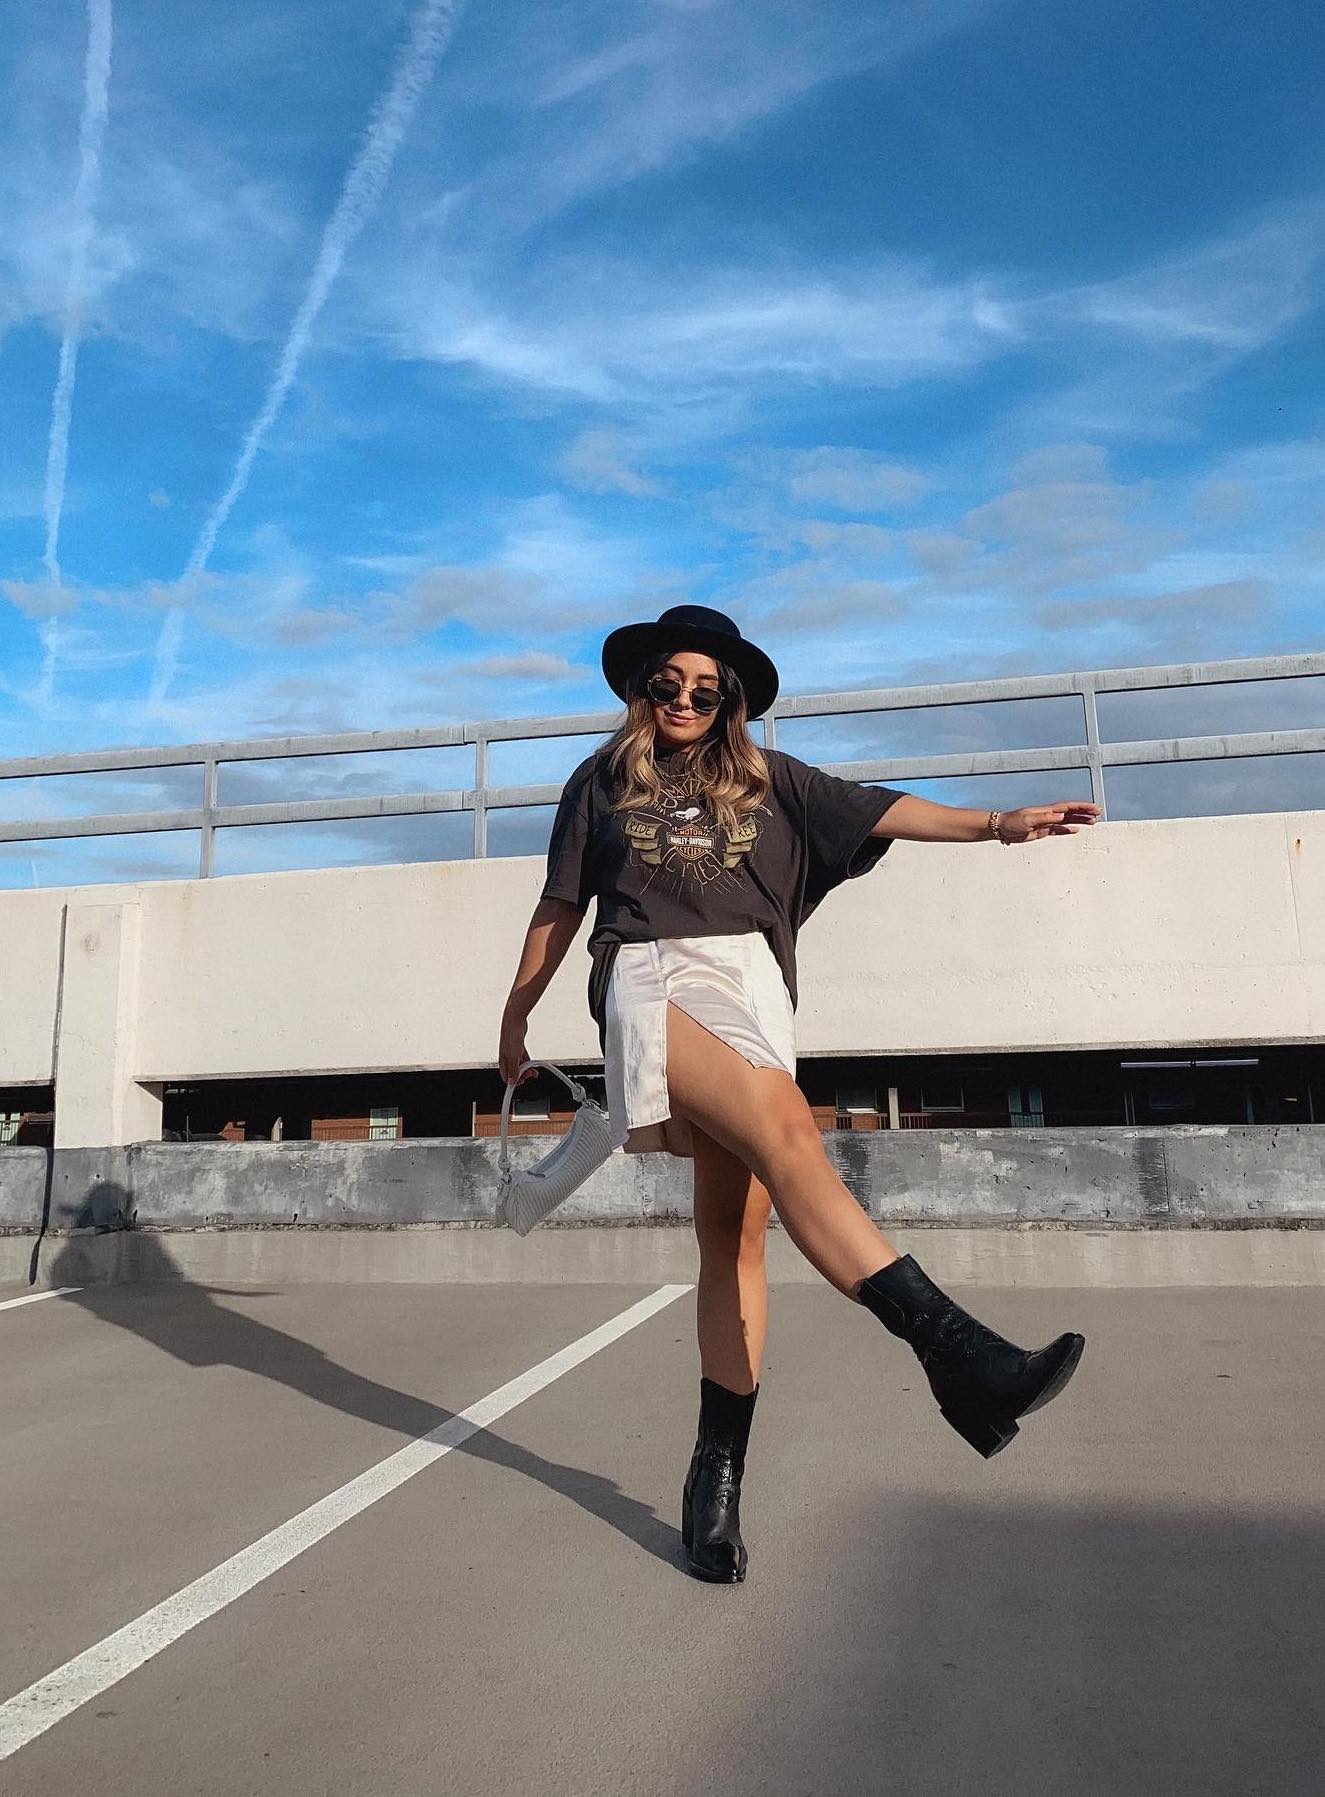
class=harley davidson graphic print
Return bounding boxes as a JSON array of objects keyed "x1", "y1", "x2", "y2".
[
  {"x1": 619, "y1": 752, "x2": 762, "y2": 898},
  {"x1": 540, "y1": 742, "x2": 906, "y2": 1054}
]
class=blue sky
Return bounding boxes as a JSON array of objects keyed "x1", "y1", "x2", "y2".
[{"x1": 1, "y1": 0, "x2": 1323, "y2": 877}]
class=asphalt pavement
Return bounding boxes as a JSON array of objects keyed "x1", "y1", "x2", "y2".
[{"x1": 2, "y1": 1264, "x2": 1322, "y2": 1795}]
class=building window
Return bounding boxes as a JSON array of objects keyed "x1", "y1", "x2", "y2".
[
  {"x1": 1007, "y1": 1084, "x2": 1045, "y2": 1127},
  {"x1": 513, "y1": 1090, "x2": 550, "y2": 1122},
  {"x1": 920, "y1": 1079, "x2": 964, "y2": 1113},
  {"x1": 835, "y1": 1084, "x2": 877, "y2": 1114},
  {"x1": 1147, "y1": 1083, "x2": 1195, "y2": 1113},
  {"x1": 368, "y1": 1105, "x2": 401, "y2": 1140}
]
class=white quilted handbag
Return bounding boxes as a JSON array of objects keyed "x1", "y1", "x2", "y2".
[{"x1": 495, "y1": 1060, "x2": 617, "y2": 1236}]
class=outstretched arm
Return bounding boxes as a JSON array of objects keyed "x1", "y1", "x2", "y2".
[{"x1": 871, "y1": 794, "x2": 1101, "y2": 844}]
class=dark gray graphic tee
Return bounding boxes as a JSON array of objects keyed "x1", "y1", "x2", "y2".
[{"x1": 539, "y1": 742, "x2": 906, "y2": 1051}]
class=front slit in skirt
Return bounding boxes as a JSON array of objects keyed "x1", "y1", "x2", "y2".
[{"x1": 603, "y1": 931, "x2": 797, "y2": 1158}]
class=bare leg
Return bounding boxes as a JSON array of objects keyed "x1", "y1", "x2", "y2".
[
  {"x1": 664, "y1": 1002, "x2": 900, "y2": 1299},
  {"x1": 664, "y1": 1003, "x2": 1085, "y2": 1463},
  {"x1": 756, "y1": 1146, "x2": 902, "y2": 1298},
  {"x1": 691, "y1": 1122, "x2": 772, "y2": 1393}
]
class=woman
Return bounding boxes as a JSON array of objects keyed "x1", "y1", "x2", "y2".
[{"x1": 498, "y1": 604, "x2": 1099, "y2": 1584}]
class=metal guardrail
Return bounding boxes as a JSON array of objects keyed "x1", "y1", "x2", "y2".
[{"x1": 2, "y1": 650, "x2": 1322, "y2": 879}]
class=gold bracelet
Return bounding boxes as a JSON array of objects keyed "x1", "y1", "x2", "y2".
[{"x1": 988, "y1": 808, "x2": 1013, "y2": 846}]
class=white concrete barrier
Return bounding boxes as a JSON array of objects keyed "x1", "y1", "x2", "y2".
[{"x1": 1, "y1": 808, "x2": 1322, "y2": 1148}]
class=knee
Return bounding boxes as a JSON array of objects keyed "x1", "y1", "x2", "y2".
[
  {"x1": 695, "y1": 1199, "x2": 771, "y2": 1266},
  {"x1": 750, "y1": 1111, "x2": 825, "y2": 1186},
  {"x1": 698, "y1": 1220, "x2": 768, "y2": 1270}
]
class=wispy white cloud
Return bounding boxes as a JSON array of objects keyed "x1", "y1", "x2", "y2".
[
  {"x1": 0, "y1": 578, "x2": 81, "y2": 621},
  {"x1": 37, "y1": 0, "x2": 113, "y2": 712},
  {"x1": 0, "y1": 485, "x2": 690, "y2": 752},
  {"x1": 794, "y1": 520, "x2": 898, "y2": 557},
  {"x1": 268, "y1": 605, "x2": 363, "y2": 646},
  {"x1": 374, "y1": 564, "x2": 546, "y2": 639},
  {"x1": 779, "y1": 447, "x2": 933, "y2": 512},
  {"x1": 143, "y1": 607, "x2": 185, "y2": 711},
  {"x1": 438, "y1": 0, "x2": 997, "y2": 246},
  {"x1": 42, "y1": 0, "x2": 112, "y2": 586},
  {"x1": 379, "y1": 199, "x2": 1325, "y2": 444},
  {"x1": 448, "y1": 649, "x2": 580, "y2": 681},
  {"x1": 1061, "y1": 205, "x2": 1325, "y2": 349},
  {"x1": 749, "y1": 571, "x2": 911, "y2": 638},
  {"x1": 148, "y1": 0, "x2": 472, "y2": 715},
  {"x1": 390, "y1": 258, "x2": 1023, "y2": 403},
  {"x1": 1033, "y1": 577, "x2": 1265, "y2": 634},
  {"x1": 953, "y1": 471, "x2": 1179, "y2": 598},
  {"x1": 184, "y1": 0, "x2": 469, "y2": 581},
  {"x1": 705, "y1": 428, "x2": 1324, "y2": 690},
  {"x1": 557, "y1": 428, "x2": 665, "y2": 497},
  {"x1": 1015, "y1": 203, "x2": 1325, "y2": 440},
  {"x1": 0, "y1": 44, "x2": 300, "y2": 349}
]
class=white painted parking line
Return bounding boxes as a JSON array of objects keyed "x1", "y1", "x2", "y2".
[
  {"x1": 0, "y1": 1287, "x2": 81, "y2": 1314},
  {"x1": 0, "y1": 1281, "x2": 692, "y2": 1762}
]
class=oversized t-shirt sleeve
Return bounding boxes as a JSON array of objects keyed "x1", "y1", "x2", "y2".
[
  {"x1": 539, "y1": 762, "x2": 596, "y2": 913},
  {"x1": 793, "y1": 759, "x2": 907, "y2": 910}
]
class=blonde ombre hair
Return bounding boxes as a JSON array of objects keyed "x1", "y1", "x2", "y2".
[{"x1": 599, "y1": 646, "x2": 771, "y2": 838}]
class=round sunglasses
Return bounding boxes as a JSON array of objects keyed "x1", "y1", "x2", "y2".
[{"x1": 644, "y1": 672, "x2": 725, "y2": 714}]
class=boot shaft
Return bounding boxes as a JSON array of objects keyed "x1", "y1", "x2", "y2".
[
  {"x1": 856, "y1": 1254, "x2": 954, "y2": 1345},
  {"x1": 693, "y1": 1376, "x2": 759, "y2": 1479}
]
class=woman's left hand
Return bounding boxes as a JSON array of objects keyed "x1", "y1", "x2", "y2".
[{"x1": 1000, "y1": 801, "x2": 1102, "y2": 843}]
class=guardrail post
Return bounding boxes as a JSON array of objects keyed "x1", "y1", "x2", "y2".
[
  {"x1": 1080, "y1": 680, "x2": 1108, "y2": 820},
  {"x1": 473, "y1": 734, "x2": 487, "y2": 858},
  {"x1": 199, "y1": 758, "x2": 218, "y2": 877}
]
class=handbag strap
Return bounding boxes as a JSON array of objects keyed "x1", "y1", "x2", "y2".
[{"x1": 497, "y1": 1059, "x2": 597, "y2": 1172}]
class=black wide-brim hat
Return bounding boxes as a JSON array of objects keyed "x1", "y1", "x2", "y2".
[{"x1": 601, "y1": 604, "x2": 780, "y2": 721}]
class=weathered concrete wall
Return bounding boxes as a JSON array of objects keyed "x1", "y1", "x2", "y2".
[
  {"x1": 2, "y1": 809, "x2": 1322, "y2": 1148},
  {"x1": 0, "y1": 888, "x2": 67, "y2": 1085},
  {"x1": 3, "y1": 1125, "x2": 1322, "y2": 1234},
  {"x1": 11, "y1": 1223, "x2": 1325, "y2": 1290},
  {"x1": 0, "y1": 1149, "x2": 47, "y2": 1227}
]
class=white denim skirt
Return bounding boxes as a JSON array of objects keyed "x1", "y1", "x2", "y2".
[{"x1": 603, "y1": 931, "x2": 797, "y2": 1159}]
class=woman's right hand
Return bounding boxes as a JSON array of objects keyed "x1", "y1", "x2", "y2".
[{"x1": 499, "y1": 1009, "x2": 535, "y2": 1088}]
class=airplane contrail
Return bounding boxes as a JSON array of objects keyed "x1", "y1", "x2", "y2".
[
  {"x1": 148, "y1": 0, "x2": 468, "y2": 710},
  {"x1": 38, "y1": 0, "x2": 113, "y2": 709}
]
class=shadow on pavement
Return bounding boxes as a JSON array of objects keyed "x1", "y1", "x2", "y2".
[
  {"x1": 677, "y1": 1490, "x2": 1325, "y2": 1796},
  {"x1": 44, "y1": 1186, "x2": 684, "y2": 1574}
]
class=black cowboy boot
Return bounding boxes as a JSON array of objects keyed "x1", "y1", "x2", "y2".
[
  {"x1": 857, "y1": 1254, "x2": 1084, "y2": 1459},
  {"x1": 681, "y1": 1376, "x2": 759, "y2": 1582}
]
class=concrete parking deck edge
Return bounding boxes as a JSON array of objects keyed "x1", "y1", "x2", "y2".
[{"x1": 5, "y1": 1222, "x2": 1325, "y2": 1289}]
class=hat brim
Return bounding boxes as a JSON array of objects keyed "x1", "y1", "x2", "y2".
[{"x1": 601, "y1": 622, "x2": 779, "y2": 721}]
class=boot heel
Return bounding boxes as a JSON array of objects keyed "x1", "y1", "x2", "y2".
[{"x1": 940, "y1": 1403, "x2": 1020, "y2": 1459}]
